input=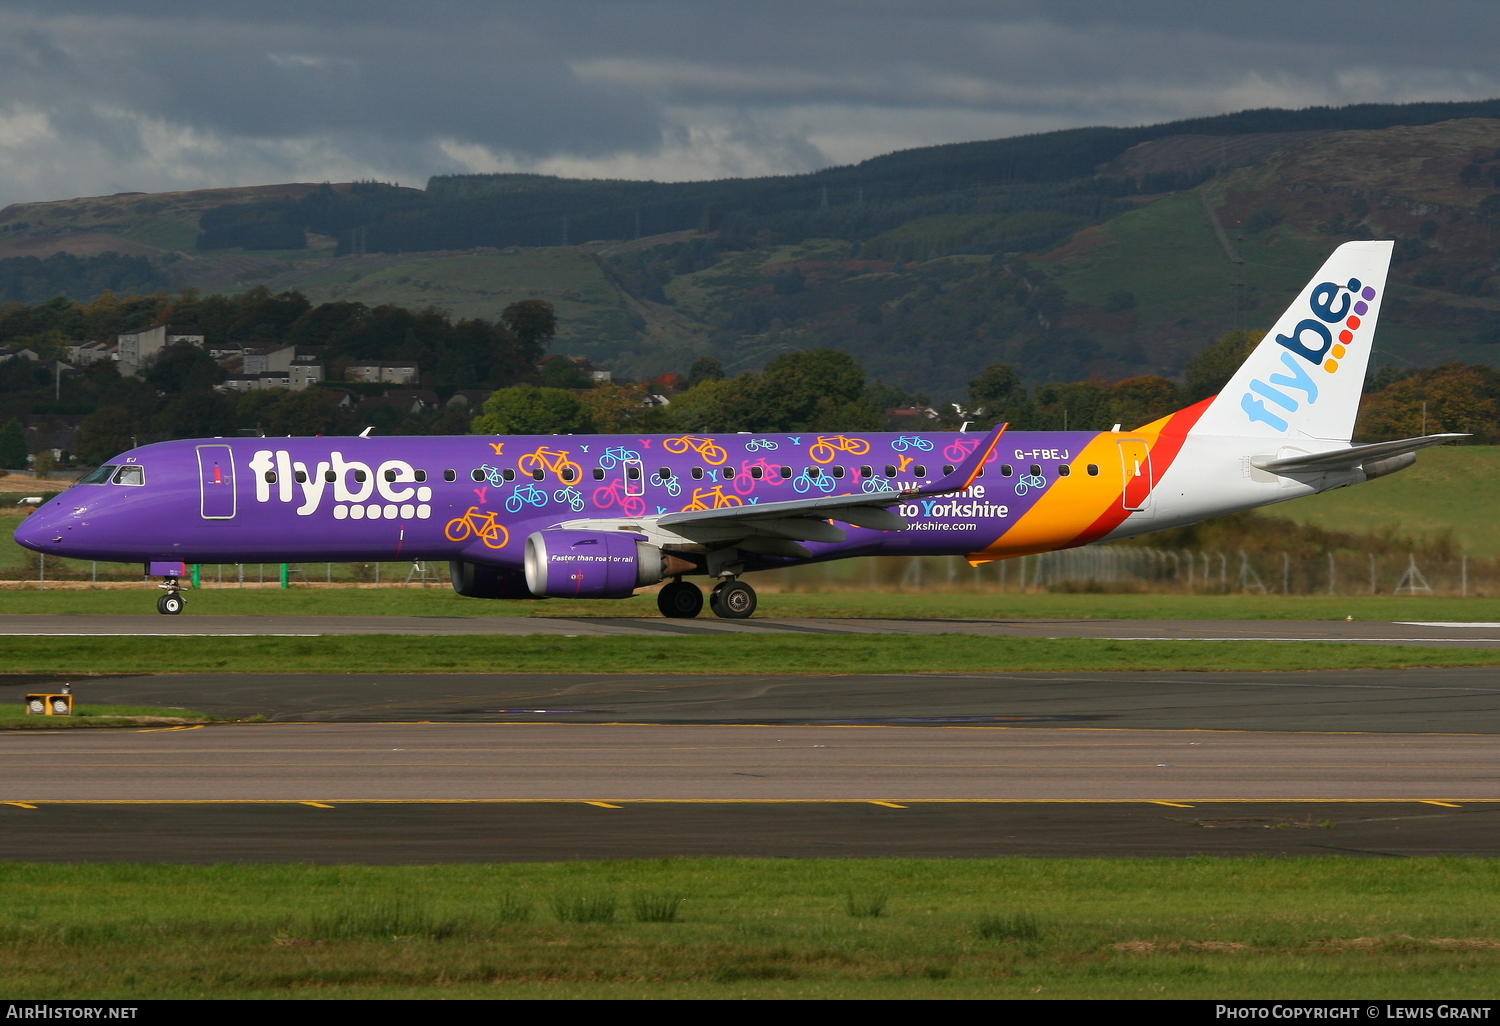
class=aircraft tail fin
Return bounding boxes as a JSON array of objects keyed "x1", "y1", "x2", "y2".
[{"x1": 1192, "y1": 240, "x2": 1393, "y2": 441}]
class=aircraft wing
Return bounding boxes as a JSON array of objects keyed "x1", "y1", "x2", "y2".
[
  {"x1": 1250, "y1": 433, "x2": 1467, "y2": 474},
  {"x1": 652, "y1": 422, "x2": 1008, "y2": 549}
]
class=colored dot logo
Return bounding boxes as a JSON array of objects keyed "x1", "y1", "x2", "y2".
[{"x1": 1324, "y1": 279, "x2": 1377, "y2": 374}]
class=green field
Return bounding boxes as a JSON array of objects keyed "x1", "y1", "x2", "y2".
[
  {"x1": 4, "y1": 858, "x2": 1499, "y2": 999},
  {"x1": 1278, "y1": 446, "x2": 1500, "y2": 556},
  {"x1": 3, "y1": 633, "x2": 1498, "y2": 676}
]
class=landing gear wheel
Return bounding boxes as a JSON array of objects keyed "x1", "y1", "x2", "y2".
[
  {"x1": 156, "y1": 593, "x2": 183, "y2": 615},
  {"x1": 709, "y1": 580, "x2": 756, "y2": 619},
  {"x1": 657, "y1": 579, "x2": 703, "y2": 618}
]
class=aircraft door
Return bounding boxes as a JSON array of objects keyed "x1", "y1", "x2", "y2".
[
  {"x1": 1117, "y1": 439, "x2": 1154, "y2": 515},
  {"x1": 196, "y1": 444, "x2": 236, "y2": 519},
  {"x1": 623, "y1": 458, "x2": 644, "y2": 497}
]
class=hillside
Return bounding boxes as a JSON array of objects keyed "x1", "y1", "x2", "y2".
[{"x1": 8, "y1": 100, "x2": 1500, "y2": 394}]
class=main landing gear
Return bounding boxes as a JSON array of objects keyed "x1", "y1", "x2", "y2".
[
  {"x1": 656, "y1": 577, "x2": 758, "y2": 619},
  {"x1": 156, "y1": 577, "x2": 184, "y2": 615}
]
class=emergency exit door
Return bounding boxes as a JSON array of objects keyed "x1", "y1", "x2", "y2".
[
  {"x1": 196, "y1": 444, "x2": 236, "y2": 519},
  {"x1": 1117, "y1": 439, "x2": 1154, "y2": 515}
]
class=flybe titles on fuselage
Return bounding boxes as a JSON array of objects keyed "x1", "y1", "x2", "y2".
[{"x1": 247, "y1": 450, "x2": 434, "y2": 521}]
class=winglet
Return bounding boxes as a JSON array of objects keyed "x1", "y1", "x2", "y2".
[{"x1": 905, "y1": 422, "x2": 1007, "y2": 497}]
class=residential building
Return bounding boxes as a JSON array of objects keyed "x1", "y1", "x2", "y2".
[
  {"x1": 345, "y1": 362, "x2": 419, "y2": 385},
  {"x1": 67, "y1": 342, "x2": 115, "y2": 366},
  {"x1": 117, "y1": 324, "x2": 205, "y2": 377}
]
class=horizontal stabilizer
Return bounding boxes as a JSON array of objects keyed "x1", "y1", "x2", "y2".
[{"x1": 1250, "y1": 433, "x2": 1467, "y2": 475}]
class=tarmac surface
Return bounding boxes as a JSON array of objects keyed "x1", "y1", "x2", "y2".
[
  {"x1": 7, "y1": 614, "x2": 1500, "y2": 646},
  {"x1": 7, "y1": 667, "x2": 1500, "y2": 733}
]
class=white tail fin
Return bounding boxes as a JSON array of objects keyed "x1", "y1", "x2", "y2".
[{"x1": 1194, "y1": 240, "x2": 1393, "y2": 441}]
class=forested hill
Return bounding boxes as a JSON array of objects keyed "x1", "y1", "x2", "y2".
[{"x1": 196, "y1": 98, "x2": 1500, "y2": 256}]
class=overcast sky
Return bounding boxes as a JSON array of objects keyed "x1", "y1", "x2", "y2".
[{"x1": 1, "y1": 0, "x2": 1498, "y2": 208}]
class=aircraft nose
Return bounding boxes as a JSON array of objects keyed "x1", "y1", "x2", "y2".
[{"x1": 13, "y1": 502, "x2": 68, "y2": 554}]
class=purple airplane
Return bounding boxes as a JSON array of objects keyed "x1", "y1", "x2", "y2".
[{"x1": 13, "y1": 243, "x2": 1461, "y2": 618}]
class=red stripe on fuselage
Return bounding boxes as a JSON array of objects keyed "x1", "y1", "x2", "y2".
[{"x1": 1073, "y1": 396, "x2": 1213, "y2": 545}]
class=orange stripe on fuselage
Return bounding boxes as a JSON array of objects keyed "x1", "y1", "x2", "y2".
[{"x1": 964, "y1": 398, "x2": 1212, "y2": 564}]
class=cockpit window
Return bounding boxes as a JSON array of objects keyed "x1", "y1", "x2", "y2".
[
  {"x1": 80, "y1": 465, "x2": 117, "y2": 485},
  {"x1": 112, "y1": 465, "x2": 145, "y2": 486}
]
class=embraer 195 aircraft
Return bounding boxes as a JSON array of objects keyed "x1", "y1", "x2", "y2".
[{"x1": 13, "y1": 241, "x2": 1462, "y2": 618}]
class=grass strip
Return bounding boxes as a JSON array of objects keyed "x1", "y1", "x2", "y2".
[
  {"x1": 3, "y1": 634, "x2": 1500, "y2": 674},
  {"x1": 6, "y1": 588, "x2": 1500, "y2": 621},
  {"x1": 0, "y1": 704, "x2": 213, "y2": 729},
  {"x1": 3, "y1": 857, "x2": 1500, "y2": 998}
]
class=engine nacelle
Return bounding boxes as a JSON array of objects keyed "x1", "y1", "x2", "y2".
[
  {"x1": 523, "y1": 530, "x2": 665, "y2": 599},
  {"x1": 449, "y1": 560, "x2": 539, "y2": 600}
]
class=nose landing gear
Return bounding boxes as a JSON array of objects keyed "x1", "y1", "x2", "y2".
[{"x1": 156, "y1": 577, "x2": 184, "y2": 615}]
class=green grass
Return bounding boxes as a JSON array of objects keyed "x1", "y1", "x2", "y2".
[
  {"x1": 0, "y1": 704, "x2": 213, "y2": 729},
  {"x1": 3, "y1": 634, "x2": 1499, "y2": 674},
  {"x1": 5, "y1": 858, "x2": 1500, "y2": 998},
  {"x1": 1280, "y1": 447, "x2": 1500, "y2": 557},
  {"x1": 4, "y1": 585, "x2": 1500, "y2": 621}
]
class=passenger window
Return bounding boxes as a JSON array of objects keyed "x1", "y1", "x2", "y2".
[
  {"x1": 443, "y1": 469, "x2": 456, "y2": 482},
  {"x1": 80, "y1": 465, "x2": 116, "y2": 485},
  {"x1": 860, "y1": 465, "x2": 872, "y2": 478},
  {"x1": 532, "y1": 469, "x2": 543, "y2": 481},
  {"x1": 913, "y1": 465, "x2": 926, "y2": 477},
  {"x1": 976, "y1": 468, "x2": 984, "y2": 477},
  {"x1": 943, "y1": 465, "x2": 954, "y2": 475},
  {"x1": 353, "y1": 470, "x2": 367, "y2": 482},
  {"x1": 627, "y1": 466, "x2": 641, "y2": 481},
  {"x1": 294, "y1": 470, "x2": 307, "y2": 484},
  {"x1": 503, "y1": 469, "x2": 515, "y2": 482},
  {"x1": 751, "y1": 466, "x2": 764, "y2": 479},
  {"x1": 691, "y1": 467, "x2": 704, "y2": 479},
  {"x1": 1030, "y1": 464, "x2": 1041, "y2": 476},
  {"x1": 779, "y1": 466, "x2": 791, "y2": 479},
  {"x1": 1087, "y1": 463, "x2": 1100, "y2": 477},
  {"x1": 831, "y1": 465, "x2": 845, "y2": 479},
  {"x1": 112, "y1": 465, "x2": 144, "y2": 486},
  {"x1": 263, "y1": 471, "x2": 276, "y2": 484},
  {"x1": 1058, "y1": 464, "x2": 1071, "y2": 477},
  {"x1": 383, "y1": 469, "x2": 397, "y2": 482},
  {"x1": 723, "y1": 466, "x2": 736, "y2": 478},
  {"x1": 884, "y1": 465, "x2": 896, "y2": 478},
  {"x1": 561, "y1": 466, "x2": 576, "y2": 482},
  {"x1": 592, "y1": 468, "x2": 605, "y2": 481},
  {"x1": 1001, "y1": 464, "x2": 1013, "y2": 477},
  {"x1": 658, "y1": 468, "x2": 672, "y2": 481},
  {"x1": 414, "y1": 470, "x2": 427, "y2": 483},
  {"x1": 326, "y1": 470, "x2": 337, "y2": 483},
  {"x1": 471, "y1": 469, "x2": 485, "y2": 482},
  {"x1": 807, "y1": 467, "x2": 820, "y2": 479}
]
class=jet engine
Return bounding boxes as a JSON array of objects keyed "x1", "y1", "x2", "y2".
[
  {"x1": 523, "y1": 530, "x2": 690, "y2": 598},
  {"x1": 449, "y1": 560, "x2": 538, "y2": 600}
]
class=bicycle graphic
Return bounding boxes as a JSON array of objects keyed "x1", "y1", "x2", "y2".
[
  {"x1": 943, "y1": 436, "x2": 999, "y2": 464},
  {"x1": 891, "y1": 435, "x2": 933, "y2": 452},
  {"x1": 597, "y1": 445, "x2": 641, "y2": 469},
  {"x1": 862, "y1": 478, "x2": 891, "y2": 493},
  {"x1": 745, "y1": 437, "x2": 779, "y2": 452},
  {"x1": 517, "y1": 445, "x2": 582, "y2": 481},
  {"x1": 478, "y1": 464, "x2": 507, "y2": 486},
  {"x1": 682, "y1": 485, "x2": 744, "y2": 510},
  {"x1": 1013, "y1": 473, "x2": 1047, "y2": 496},
  {"x1": 792, "y1": 468, "x2": 837, "y2": 494},
  {"x1": 505, "y1": 482, "x2": 550, "y2": 513},
  {"x1": 808, "y1": 434, "x2": 870, "y2": 463},
  {"x1": 663, "y1": 435, "x2": 728, "y2": 465},
  {"x1": 732, "y1": 457, "x2": 787, "y2": 495},
  {"x1": 553, "y1": 486, "x2": 585, "y2": 512},
  {"x1": 443, "y1": 507, "x2": 511, "y2": 549},
  {"x1": 592, "y1": 478, "x2": 647, "y2": 518},
  {"x1": 660, "y1": 475, "x2": 682, "y2": 497}
]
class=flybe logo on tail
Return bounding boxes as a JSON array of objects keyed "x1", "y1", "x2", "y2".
[{"x1": 1241, "y1": 278, "x2": 1378, "y2": 431}]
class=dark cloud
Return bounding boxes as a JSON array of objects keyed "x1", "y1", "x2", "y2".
[{"x1": 0, "y1": 1, "x2": 1496, "y2": 206}]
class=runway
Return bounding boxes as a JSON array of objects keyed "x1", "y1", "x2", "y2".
[
  {"x1": 11, "y1": 666, "x2": 1500, "y2": 733},
  {"x1": 6, "y1": 614, "x2": 1500, "y2": 646}
]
